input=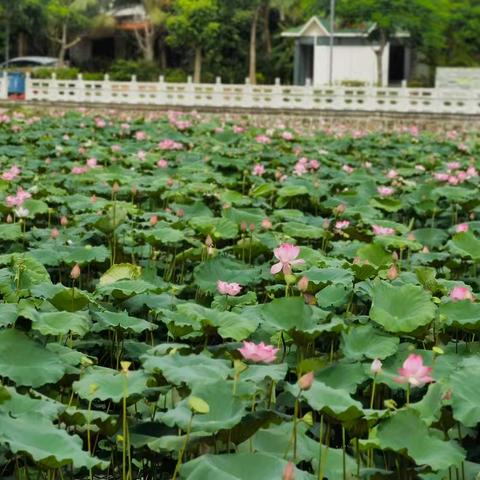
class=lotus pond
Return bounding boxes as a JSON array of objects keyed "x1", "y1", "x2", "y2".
[{"x1": 0, "y1": 110, "x2": 479, "y2": 480}]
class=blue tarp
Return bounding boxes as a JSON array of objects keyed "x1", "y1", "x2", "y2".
[{"x1": 7, "y1": 73, "x2": 26, "y2": 95}]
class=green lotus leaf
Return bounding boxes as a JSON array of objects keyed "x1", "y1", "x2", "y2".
[
  {"x1": 193, "y1": 256, "x2": 262, "y2": 292},
  {"x1": 141, "y1": 352, "x2": 232, "y2": 386},
  {"x1": 301, "y1": 380, "x2": 364, "y2": 421},
  {"x1": 448, "y1": 232, "x2": 480, "y2": 260},
  {"x1": 259, "y1": 297, "x2": 316, "y2": 332},
  {"x1": 160, "y1": 380, "x2": 247, "y2": 433},
  {"x1": 341, "y1": 324, "x2": 400, "y2": 360},
  {"x1": 0, "y1": 223, "x2": 22, "y2": 241},
  {"x1": 92, "y1": 310, "x2": 156, "y2": 333},
  {"x1": 0, "y1": 302, "x2": 18, "y2": 327},
  {"x1": 0, "y1": 329, "x2": 67, "y2": 387},
  {"x1": 99, "y1": 263, "x2": 142, "y2": 286},
  {"x1": 376, "y1": 410, "x2": 465, "y2": 471},
  {"x1": 439, "y1": 301, "x2": 480, "y2": 329},
  {"x1": 73, "y1": 367, "x2": 150, "y2": 402},
  {"x1": 0, "y1": 412, "x2": 107, "y2": 469},
  {"x1": 370, "y1": 281, "x2": 436, "y2": 333},
  {"x1": 31, "y1": 311, "x2": 91, "y2": 337},
  {"x1": 181, "y1": 452, "x2": 315, "y2": 480}
]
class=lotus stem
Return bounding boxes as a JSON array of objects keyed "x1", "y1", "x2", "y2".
[{"x1": 172, "y1": 413, "x2": 194, "y2": 480}]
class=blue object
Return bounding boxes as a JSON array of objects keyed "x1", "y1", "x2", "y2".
[{"x1": 7, "y1": 72, "x2": 26, "y2": 95}]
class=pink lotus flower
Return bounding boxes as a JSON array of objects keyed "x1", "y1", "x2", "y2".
[
  {"x1": 448, "y1": 176, "x2": 459, "y2": 185},
  {"x1": 377, "y1": 186, "x2": 395, "y2": 197},
  {"x1": 261, "y1": 218, "x2": 272, "y2": 230},
  {"x1": 309, "y1": 159, "x2": 320, "y2": 170},
  {"x1": 335, "y1": 220, "x2": 350, "y2": 231},
  {"x1": 217, "y1": 280, "x2": 242, "y2": 296},
  {"x1": 394, "y1": 354, "x2": 433, "y2": 387},
  {"x1": 233, "y1": 125, "x2": 244, "y2": 134},
  {"x1": 447, "y1": 161, "x2": 461, "y2": 171},
  {"x1": 466, "y1": 166, "x2": 478, "y2": 178},
  {"x1": 255, "y1": 135, "x2": 271, "y2": 145},
  {"x1": 2, "y1": 165, "x2": 21, "y2": 181},
  {"x1": 71, "y1": 166, "x2": 89, "y2": 175},
  {"x1": 137, "y1": 150, "x2": 147, "y2": 161},
  {"x1": 60, "y1": 216, "x2": 68, "y2": 227},
  {"x1": 50, "y1": 228, "x2": 60, "y2": 239},
  {"x1": 238, "y1": 341, "x2": 278, "y2": 363},
  {"x1": 271, "y1": 243, "x2": 305, "y2": 275},
  {"x1": 450, "y1": 286, "x2": 475, "y2": 302},
  {"x1": 434, "y1": 172, "x2": 449, "y2": 182},
  {"x1": 293, "y1": 162, "x2": 308, "y2": 176},
  {"x1": 372, "y1": 225, "x2": 395, "y2": 236},
  {"x1": 86, "y1": 158, "x2": 97, "y2": 168},
  {"x1": 6, "y1": 187, "x2": 31, "y2": 207},
  {"x1": 342, "y1": 165, "x2": 354, "y2": 174},
  {"x1": 282, "y1": 131, "x2": 294, "y2": 141},
  {"x1": 157, "y1": 159, "x2": 168, "y2": 169},
  {"x1": 95, "y1": 118, "x2": 106, "y2": 128},
  {"x1": 386, "y1": 169, "x2": 398, "y2": 179},
  {"x1": 456, "y1": 223, "x2": 469, "y2": 233},
  {"x1": 158, "y1": 139, "x2": 183, "y2": 150},
  {"x1": 135, "y1": 131, "x2": 146, "y2": 140},
  {"x1": 252, "y1": 164, "x2": 265, "y2": 176},
  {"x1": 70, "y1": 263, "x2": 81, "y2": 280},
  {"x1": 446, "y1": 130, "x2": 458, "y2": 140}
]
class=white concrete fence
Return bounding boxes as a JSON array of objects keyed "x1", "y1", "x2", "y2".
[{"x1": 0, "y1": 73, "x2": 479, "y2": 115}]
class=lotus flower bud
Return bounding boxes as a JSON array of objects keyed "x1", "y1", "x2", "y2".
[
  {"x1": 60, "y1": 216, "x2": 68, "y2": 227},
  {"x1": 50, "y1": 227, "x2": 60, "y2": 239},
  {"x1": 387, "y1": 264, "x2": 398, "y2": 280},
  {"x1": 298, "y1": 371, "x2": 314, "y2": 391},
  {"x1": 6, "y1": 214, "x2": 12, "y2": 223},
  {"x1": 249, "y1": 223, "x2": 255, "y2": 232},
  {"x1": 112, "y1": 182, "x2": 120, "y2": 193},
  {"x1": 205, "y1": 235, "x2": 214, "y2": 247},
  {"x1": 282, "y1": 461, "x2": 295, "y2": 480},
  {"x1": 150, "y1": 215, "x2": 158, "y2": 226},
  {"x1": 297, "y1": 276, "x2": 309, "y2": 292},
  {"x1": 240, "y1": 221, "x2": 247, "y2": 232},
  {"x1": 70, "y1": 263, "x2": 81, "y2": 280},
  {"x1": 370, "y1": 358, "x2": 382, "y2": 375}
]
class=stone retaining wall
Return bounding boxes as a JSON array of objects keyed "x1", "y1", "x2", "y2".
[{"x1": 1, "y1": 100, "x2": 480, "y2": 133}]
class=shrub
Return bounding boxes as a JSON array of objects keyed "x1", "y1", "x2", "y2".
[
  {"x1": 31, "y1": 67, "x2": 80, "y2": 80},
  {"x1": 108, "y1": 60, "x2": 161, "y2": 82}
]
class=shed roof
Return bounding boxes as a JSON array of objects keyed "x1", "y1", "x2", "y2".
[{"x1": 282, "y1": 16, "x2": 376, "y2": 38}]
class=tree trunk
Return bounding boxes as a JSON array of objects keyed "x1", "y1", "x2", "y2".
[
  {"x1": 263, "y1": 2, "x2": 272, "y2": 56},
  {"x1": 144, "y1": 26, "x2": 155, "y2": 61},
  {"x1": 4, "y1": 17, "x2": 10, "y2": 63},
  {"x1": 375, "y1": 29, "x2": 387, "y2": 87},
  {"x1": 17, "y1": 32, "x2": 27, "y2": 57},
  {"x1": 159, "y1": 36, "x2": 167, "y2": 70},
  {"x1": 249, "y1": 6, "x2": 261, "y2": 84},
  {"x1": 58, "y1": 23, "x2": 68, "y2": 67},
  {"x1": 193, "y1": 47, "x2": 202, "y2": 83}
]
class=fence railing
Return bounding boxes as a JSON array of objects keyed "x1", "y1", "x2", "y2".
[{"x1": 0, "y1": 73, "x2": 478, "y2": 115}]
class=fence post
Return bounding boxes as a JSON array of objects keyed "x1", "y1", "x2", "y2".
[
  {"x1": 101, "y1": 74, "x2": 111, "y2": 103},
  {"x1": 0, "y1": 71, "x2": 8, "y2": 99},
  {"x1": 50, "y1": 72, "x2": 58, "y2": 102},
  {"x1": 184, "y1": 76, "x2": 194, "y2": 106},
  {"x1": 76, "y1": 73, "x2": 85, "y2": 103},
  {"x1": 243, "y1": 78, "x2": 254, "y2": 108}
]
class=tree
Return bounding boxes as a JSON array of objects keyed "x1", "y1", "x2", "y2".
[
  {"x1": 167, "y1": 0, "x2": 220, "y2": 83},
  {"x1": 110, "y1": 0, "x2": 172, "y2": 64},
  {"x1": 337, "y1": 0, "x2": 449, "y2": 86},
  {"x1": 45, "y1": 0, "x2": 99, "y2": 66}
]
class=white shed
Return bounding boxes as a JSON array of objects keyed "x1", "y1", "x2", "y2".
[{"x1": 282, "y1": 16, "x2": 410, "y2": 87}]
